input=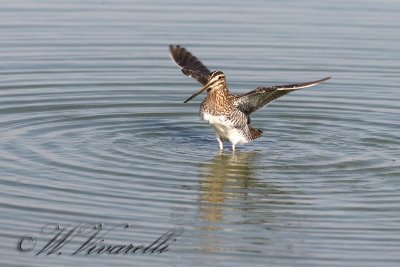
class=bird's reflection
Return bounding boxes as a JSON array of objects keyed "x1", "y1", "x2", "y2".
[
  {"x1": 199, "y1": 152, "x2": 258, "y2": 228},
  {"x1": 198, "y1": 151, "x2": 285, "y2": 254}
]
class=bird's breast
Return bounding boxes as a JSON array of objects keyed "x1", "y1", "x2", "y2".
[
  {"x1": 201, "y1": 112, "x2": 249, "y2": 144},
  {"x1": 202, "y1": 112, "x2": 231, "y2": 136}
]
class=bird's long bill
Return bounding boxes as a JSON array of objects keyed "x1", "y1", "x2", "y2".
[{"x1": 183, "y1": 84, "x2": 209, "y2": 103}]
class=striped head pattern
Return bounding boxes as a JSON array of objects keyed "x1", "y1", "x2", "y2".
[
  {"x1": 183, "y1": 71, "x2": 227, "y2": 103},
  {"x1": 206, "y1": 71, "x2": 227, "y2": 91}
]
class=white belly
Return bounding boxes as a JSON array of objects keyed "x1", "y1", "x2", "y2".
[{"x1": 202, "y1": 113, "x2": 249, "y2": 145}]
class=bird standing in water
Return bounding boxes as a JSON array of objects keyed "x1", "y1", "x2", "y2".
[{"x1": 169, "y1": 45, "x2": 330, "y2": 152}]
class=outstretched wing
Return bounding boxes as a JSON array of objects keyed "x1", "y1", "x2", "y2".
[
  {"x1": 233, "y1": 76, "x2": 331, "y2": 115},
  {"x1": 169, "y1": 45, "x2": 211, "y2": 85}
]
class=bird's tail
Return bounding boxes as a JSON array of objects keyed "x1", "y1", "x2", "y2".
[{"x1": 249, "y1": 127, "x2": 263, "y2": 140}]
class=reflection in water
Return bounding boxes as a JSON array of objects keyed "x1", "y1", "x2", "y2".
[
  {"x1": 200, "y1": 152, "x2": 258, "y2": 228},
  {"x1": 198, "y1": 152, "x2": 286, "y2": 254}
]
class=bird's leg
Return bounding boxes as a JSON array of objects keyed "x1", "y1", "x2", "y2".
[
  {"x1": 216, "y1": 136, "x2": 223, "y2": 150},
  {"x1": 232, "y1": 143, "x2": 236, "y2": 152}
]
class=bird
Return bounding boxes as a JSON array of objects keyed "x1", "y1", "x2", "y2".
[{"x1": 169, "y1": 45, "x2": 331, "y2": 152}]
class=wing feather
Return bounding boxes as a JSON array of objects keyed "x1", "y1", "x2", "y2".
[
  {"x1": 169, "y1": 45, "x2": 211, "y2": 85},
  {"x1": 233, "y1": 77, "x2": 331, "y2": 115}
]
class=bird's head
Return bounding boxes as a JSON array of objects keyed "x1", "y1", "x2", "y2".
[{"x1": 183, "y1": 71, "x2": 226, "y2": 103}]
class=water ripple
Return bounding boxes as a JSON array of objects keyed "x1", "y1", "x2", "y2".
[{"x1": 1, "y1": 1, "x2": 400, "y2": 266}]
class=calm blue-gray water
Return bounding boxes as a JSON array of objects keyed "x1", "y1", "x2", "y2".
[{"x1": 0, "y1": 1, "x2": 399, "y2": 266}]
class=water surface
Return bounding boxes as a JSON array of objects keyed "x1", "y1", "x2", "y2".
[{"x1": 0, "y1": 1, "x2": 399, "y2": 266}]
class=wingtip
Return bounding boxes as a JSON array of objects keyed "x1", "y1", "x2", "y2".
[
  {"x1": 312, "y1": 76, "x2": 331, "y2": 85},
  {"x1": 169, "y1": 44, "x2": 182, "y2": 51},
  {"x1": 169, "y1": 45, "x2": 181, "y2": 65},
  {"x1": 168, "y1": 44, "x2": 176, "y2": 54},
  {"x1": 322, "y1": 76, "x2": 332, "y2": 82},
  {"x1": 311, "y1": 76, "x2": 332, "y2": 87},
  {"x1": 169, "y1": 44, "x2": 186, "y2": 63}
]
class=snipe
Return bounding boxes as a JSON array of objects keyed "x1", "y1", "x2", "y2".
[{"x1": 169, "y1": 45, "x2": 330, "y2": 151}]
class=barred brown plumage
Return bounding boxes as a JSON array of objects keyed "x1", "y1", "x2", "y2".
[{"x1": 169, "y1": 45, "x2": 331, "y2": 152}]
